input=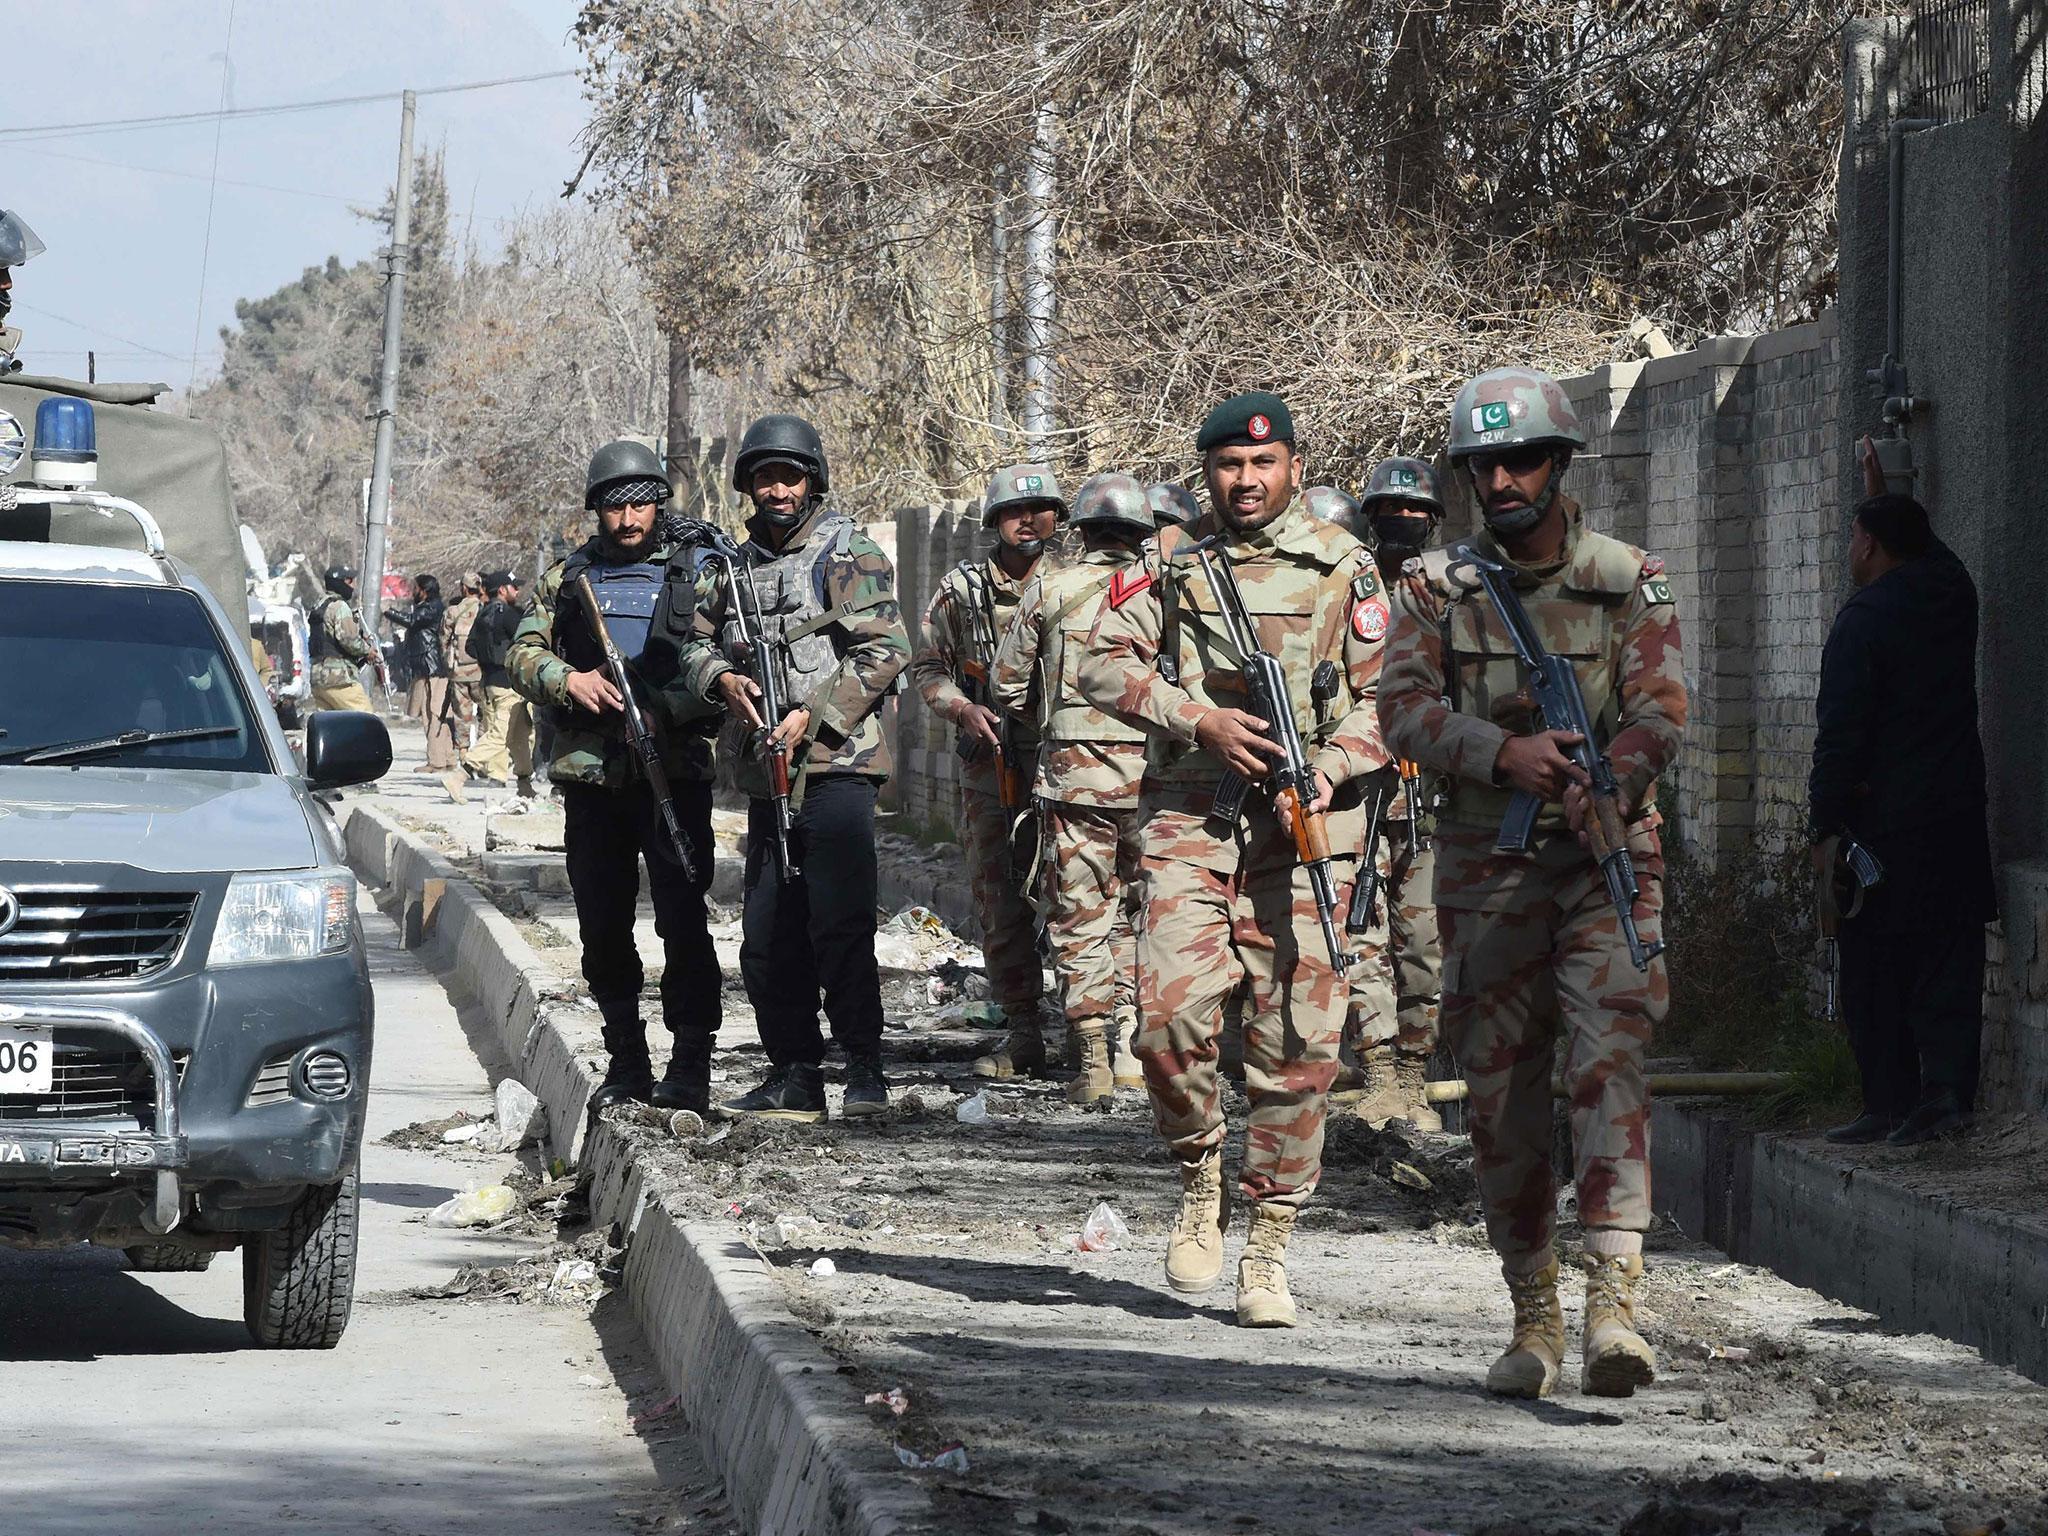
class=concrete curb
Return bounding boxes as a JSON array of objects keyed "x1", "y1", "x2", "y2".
[
  {"x1": 1652, "y1": 1100, "x2": 2048, "y2": 1385},
  {"x1": 341, "y1": 803, "x2": 933, "y2": 1536}
]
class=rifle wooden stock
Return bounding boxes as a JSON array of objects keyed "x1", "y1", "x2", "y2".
[{"x1": 573, "y1": 573, "x2": 698, "y2": 882}]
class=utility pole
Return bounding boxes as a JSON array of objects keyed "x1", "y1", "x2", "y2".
[
  {"x1": 360, "y1": 89, "x2": 416, "y2": 636},
  {"x1": 665, "y1": 335, "x2": 696, "y2": 515},
  {"x1": 989, "y1": 167, "x2": 1009, "y2": 440},
  {"x1": 1019, "y1": 98, "x2": 1057, "y2": 455}
]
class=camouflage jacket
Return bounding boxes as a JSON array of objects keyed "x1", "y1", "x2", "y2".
[
  {"x1": 505, "y1": 533, "x2": 719, "y2": 789},
  {"x1": 1376, "y1": 546, "x2": 1452, "y2": 823},
  {"x1": 670, "y1": 503, "x2": 909, "y2": 794},
  {"x1": 1076, "y1": 499, "x2": 1391, "y2": 873},
  {"x1": 991, "y1": 545, "x2": 1145, "y2": 809},
  {"x1": 913, "y1": 548, "x2": 1060, "y2": 763},
  {"x1": 1378, "y1": 500, "x2": 1686, "y2": 836},
  {"x1": 309, "y1": 595, "x2": 375, "y2": 689},
  {"x1": 443, "y1": 594, "x2": 483, "y2": 684}
]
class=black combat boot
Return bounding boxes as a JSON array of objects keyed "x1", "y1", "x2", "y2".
[
  {"x1": 650, "y1": 1038, "x2": 713, "y2": 1114},
  {"x1": 842, "y1": 1054, "x2": 889, "y2": 1119},
  {"x1": 715, "y1": 1063, "x2": 826, "y2": 1124},
  {"x1": 587, "y1": 1000, "x2": 655, "y2": 1115}
]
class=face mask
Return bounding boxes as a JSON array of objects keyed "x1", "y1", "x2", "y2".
[{"x1": 1372, "y1": 514, "x2": 1433, "y2": 553}]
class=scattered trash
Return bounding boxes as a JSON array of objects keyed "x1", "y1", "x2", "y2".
[
  {"x1": 1710, "y1": 1345, "x2": 1751, "y2": 1363},
  {"x1": 809, "y1": 1257, "x2": 838, "y2": 1278},
  {"x1": 1388, "y1": 1161, "x2": 1433, "y2": 1192},
  {"x1": 777, "y1": 1213, "x2": 820, "y2": 1244},
  {"x1": 549, "y1": 1258, "x2": 599, "y2": 1295},
  {"x1": 874, "y1": 933, "x2": 925, "y2": 973},
  {"x1": 632, "y1": 1393, "x2": 683, "y2": 1427},
  {"x1": 425, "y1": 1184, "x2": 519, "y2": 1228},
  {"x1": 667, "y1": 1109, "x2": 707, "y2": 1140},
  {"x1": 864, "y1": 1387, "x2": 911, "y2": 1416},
  {"x1": 889, "y1": 905, "x2": 948, "y2": 937},
  {"x1": 895, "y1": 1442, "x2": 970, "y2": 1472},
  {"x1": 955, "y1": 1092, "x2": 990, "y2": 1126},
  {"x1": 1075, "y1": 1201, "x2": 1131, "y2": 1253},
  {"x1": 492, "y1": 1078, "x2": 546, "y2": 1151},
  {"x1": 441, "y1": 1121, "x2": 488, "y2": 1145}
]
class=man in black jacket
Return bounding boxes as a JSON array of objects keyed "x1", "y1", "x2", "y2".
[
  {"x1": 384, "y1": 573, "x2": 458, "y2": 774},
  {"x1": 463, "y1": 571, "x2": 535, "y2": 796},
  {"x1": 1809, "y1": 488, "x2": 1994, "y2": 1146}
]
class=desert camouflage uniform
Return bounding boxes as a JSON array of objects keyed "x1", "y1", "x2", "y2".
[
  {"x1": 1379, "y1": 501, "x2": 1685, "y2": 1265},
  {"x1": 912, "y1": 554, "x2": 1056, "y2": 1023},
  {"x1": 992, "y1": 545, "x2": 1148, "y2": 1058},
  {"x1": 443, "y1": 590, "x2": 484, "y2": 741},
  {"x1": 1078, "y1": 501, "x2": 1390, "y2": 1208},
  {"x1": 309, "y1": 595, "x2": 376, "y2": 713}
]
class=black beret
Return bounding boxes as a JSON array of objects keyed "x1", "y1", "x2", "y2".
[
  {"x1": 1196, "y1": 391, "x2": 1294, "y2": 453},
  {"x1": 483, "y1": 569, "x2": 517, "y2": 590}
]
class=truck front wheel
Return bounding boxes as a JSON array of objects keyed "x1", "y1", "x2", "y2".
[{"x1": 242, "y1": 1160, "x2": 358, "y2": 1349}]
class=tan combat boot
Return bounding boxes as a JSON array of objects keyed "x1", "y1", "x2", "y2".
[
  {"x1": 1235, "y1": 1202, "x2": 1298, "y2": 1328},
  {"x1": 1164, "y1": 1150, "x2": 1230, "y2": 1293},
  {"x1": 1110, "y1": 1008, "x2": 1144, "y2": 1090},
  {"x1": 971, "y1": 1019, "x2": 1046, "y2": 1079},
  {"x1": 1352, "y1": 1045, "x2": 1407, "y2": 1129},
  {"x1": 1393, "y1": 1053, "x2": 1444, "y2": 1133},
  {"x1": 1065, "y1": 1021, "x2": 1114, "y2": 1106},
  {"x1": 1485, "y1": 1259, "x2": 1565, "y2": 1398},
  {"x1": 1581, "y1": 1252, "x2": 1657, "y2": 1397}
]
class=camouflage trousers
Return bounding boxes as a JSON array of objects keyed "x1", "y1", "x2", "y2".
[
  {"x1": 1382, "y1": 819, "x2": 1440, "y2": 1058},
  {"x1": 1435, "y1": 824, "x2": 1667, "y2": 1266},
  {"x1": 962, "y1": 769, "x2": 1043, "y2": 1020},
  {"x1": 1138, "y1": 847, "x2": 1354, "y2": 1209},
  {"x1": 1043, "y1": 802, "x2": 1140, "y2": 1030}
]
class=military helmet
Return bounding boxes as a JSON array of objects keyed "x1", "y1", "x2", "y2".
[
  {"x1": 1070, "y1": 472, "x2": 1153, "y2": 535},
  {"x1": 980, "y1": 463, "x2": 1066, "y2": 527},
  {"x1": 0, "y1": 211, "x2": 45, "y2": 269},
  {"x1": 1300, "y1": 485, "x2": 1361, "y2": 528},
  {"x1": 322, "y1": 564, "x2": 357, "y2": 596},
  {"x1": 1447, "y1": 368, "x2": 1586, "y2": 461},
  {"x1": 585, "y1": 439, "x2": 672, "y2": 510},
  {"x1": 1361, "y1": 456, "x2": 1444, "y2": 513},
  {"x1": 731, "y1": 414, "x2": 829, "y2": 496},
  {"x1": 1146, "y1": 481, "x2": 1199, "y2": 528}
]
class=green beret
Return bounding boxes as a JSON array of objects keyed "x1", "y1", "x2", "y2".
[{"x1": 1197, "y1": 390, "x2": 1294, "y2": 453}]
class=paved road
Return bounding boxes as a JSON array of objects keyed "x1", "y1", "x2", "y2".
[{"x1": 3, "y1": 894, "x2": 729, "y2": 1535}]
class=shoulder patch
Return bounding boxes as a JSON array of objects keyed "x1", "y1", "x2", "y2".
[
  {"x1": 1640, "y1": 555, "x2": 1665, "y2": 579},
  {"x1": 1352, "y1": 595, "x2": 1390, "y2": 643},
  {"x1": 1642, "y1": 578, "x2": 1674, "y2": 606},
  {"x1": 1108, "y1": 569, "x2": 1153, "y2": 609}
]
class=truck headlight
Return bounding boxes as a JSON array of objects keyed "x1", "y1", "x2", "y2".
[{"x1": 208, "y1": 871, "x2": 355, "y2": 966}]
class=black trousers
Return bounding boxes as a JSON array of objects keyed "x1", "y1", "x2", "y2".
[
  {"x1": 740, "y1": 773, "x2": 885, "y2": 1067},
  {"x1": 1839, "y1": 917, "x2": 1985, "y2": 1117},
  {"x1": 562, "y1": 778, "x2": 720, "y2": 1067}
]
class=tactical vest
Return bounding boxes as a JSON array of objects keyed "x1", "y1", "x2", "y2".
[
  {"x1": 1438, "y1": 532, "x2": 1639, "y2": 827},
  {"x1": 1038, "y1": 561, "x2": 1144, "y2": 744},
  {"x1": 554, "y1": 552, "x2": 668, "y2": 731},
  {"x1": 309, "y1": 596, "x2": 343, "y2": 663},
  {"x1": 941, "y1": 556, "x2": 1043, "y2": 752},
  {"x1": 720, "y1": 513, "x2": 886, "y2": 714}
]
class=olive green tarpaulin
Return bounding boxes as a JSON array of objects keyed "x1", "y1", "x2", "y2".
[{"x1": 0, "y1": 373, "x2": 245, "y2": 611}]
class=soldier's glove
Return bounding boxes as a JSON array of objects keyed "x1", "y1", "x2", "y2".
[{"x1": 1812, "y1": 834, "x2": 1842, "y2": 939}]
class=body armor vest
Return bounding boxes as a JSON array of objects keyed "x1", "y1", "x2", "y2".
[
  {"x1": 1039, "y1": 563, "x2": 1144, "y2": 744},
  {"x1": 556, "y1": 553, "x2": 667, "y2": 730},
  {"x1": 722, "y1": 513, "x2": 859, "y2": 714},
  {"x1": 309, "y1": 597, "x2": 343, "y2": 663}
]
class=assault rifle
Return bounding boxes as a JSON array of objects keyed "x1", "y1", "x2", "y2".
[
  {"x1": 573, "y1": 572, "x2": 699, "y2": 883},
  {"x1": 350, "y1": 604, "x2": 398, "y2": 712},
  {"x1": 1186, "y1": 536, "x2": 1349, "y2": 973},
  {"x1": 1399, "y1": 758, "x2": 1425, "y2": 862},
  {"x1": 698, "y1": 536, "x2": 799, "y2": 883},
  {"x1": 1345, "y1": 772, "x2": 1390, "y2": 934},
  {"x1": 1448, "y1": 549, "x2": 1663, "y2": 972},
  {"x1": 955, "y1": 562, "x2": 1029, "y2": 813}
]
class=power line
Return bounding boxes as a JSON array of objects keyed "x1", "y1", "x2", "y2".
[
  {"x1": 14, "y1": 303, "x2": 189, "y2": 362},
  {"x1": 11, "y1": 143, "x2": 371, "y2": 205},
  {"x1": 188, "y1": 0, "x2": 238, "y2": 396},
  {"x1": 0, "y1": 70, "x2": 579, "y2": 145}
]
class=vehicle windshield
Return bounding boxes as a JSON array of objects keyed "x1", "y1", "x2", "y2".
[{"x1": 0, "y1": 579, "x2": 269, "y2": 773}]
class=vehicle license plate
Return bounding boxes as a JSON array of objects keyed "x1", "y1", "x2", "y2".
[{"x1": 0, "y1": 1028, "x2": 53, "y2": 1094}]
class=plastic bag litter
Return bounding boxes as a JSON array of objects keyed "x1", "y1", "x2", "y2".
[
  {"x1": 954, "y1": 1092, "x2": 990, "y2": 1126},
  {"x1": 873, "y1": 933, "x2": 925, "y2": 973},
  {"x1": 549, "y1": 1259, "x2": 599, "y2": 1293},
  {"x1": 895, "y1": 1442, "x2": 969, "y2": 1472},
  {"x1": 441, "y1": 1121, "x2": 487, "y2": 1145},
  {"x1": 1075, "y1": 1201, "x2": 1131, "y2": 1253},
  {"x1": 776, "y1": 1213, "x2": 820, "y2": 1244},
  {"x1": 889, "y1": 905, "x2": 949, "y2": 938},
  {"x1": 864, "y1": 1387, "x2": 911, "y2": 1416},
  {"x1": 425, "y1": 1184, "x2": 519, "y2": 1229},
  {"x1": 492, "y1": 1078, "x2": 546, "y2": 1151},
  {"x1": 808, "y1": 1256, "x2": 838, "y2": 1278}
]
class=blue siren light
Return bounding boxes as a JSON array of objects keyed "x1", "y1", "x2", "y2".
[{"x1": 32, "y1": 396, "x2": 97, "y2": 487}]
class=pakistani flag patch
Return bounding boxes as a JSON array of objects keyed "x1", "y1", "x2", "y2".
[
  {"x1": 1471, "y1": 401, "x2": 1513, "y2": 434},
  {"x1": 1392, "y1": 468, "x2": 1417, "y2": 487},
  {"x1": 1016, "y1": 474, "x2": 1043, "y2": 492}
]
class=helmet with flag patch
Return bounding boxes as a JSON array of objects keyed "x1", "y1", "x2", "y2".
[
  {"x1": 981, "y1": 464, "x2": 1067, "y2": 527},
  {"x1": 1361, "y1": 456, "x2": 1444, "y2": 512},
  {"x1": 1446, "y1": 368, "x2": 1586, "y2": 462}
]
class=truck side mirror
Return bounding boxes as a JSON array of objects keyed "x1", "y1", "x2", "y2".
[{"x1": 303, "y1": 710, "x2": 392, "y2": 789}]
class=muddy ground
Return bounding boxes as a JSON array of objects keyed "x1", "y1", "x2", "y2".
[{"x1": 356, "y1": 759, "x2": 2048, "y2": 1536}]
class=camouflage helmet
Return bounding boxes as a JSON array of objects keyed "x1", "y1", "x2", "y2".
[
  {"x1": 1300, "y1": 485, "x2": 1362, "y2": 528},
  {"x1": 1446, "y1": 367, "x2": 1586, "y2": 461},
  {"x1": 1361, "y1": 456, "x2": 1444, "y2": 513},
  {"x1": 981, "y1": 463, "x2": 1067, "y2": 527},
  {"x1": 1069, "y1": 472, "x2": 1153, "y2": 535},
  {"x1": 1145, "y1": 481, "x2": 1199, "y2": 528}
]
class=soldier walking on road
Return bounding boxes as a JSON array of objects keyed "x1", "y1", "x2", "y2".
[
  {"x1": 464, "y1": 570, "x2": 536, "y2": 796},
  {"x1": 913, "y1": 466, "x2": 1067, "y2": 1079},
  {"x1": 668, "y1": 415, "x2": 910, "y2": 1124},
  {"x1": 506, "y1": 442, "x2": 724, "y2": 1114},
  {"x1": 1078, "y1": 392, "x2": 1392, "y2": 1328},
  {"x1": 1350, "y1": 457, "x2": 1451, "y2": 1132},
  {"x1": 444, "y1": 571, "x2": 485, "y2": 760},
  {"x1": 1379, "y1": 369, "x2": 1686, "y2": 1399},
  {"x1": 991, "y1": 473, "x2": 1155, "y2": 1105},
  {"x1": 309, "y1": 565, "x2": 379, "y2": 713}
]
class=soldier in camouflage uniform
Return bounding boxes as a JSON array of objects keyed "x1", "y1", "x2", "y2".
[
  {"x1": 506, "y1": 441, "x2": 724, "y2": 1114},
  {"x1": 1079, "y1": 392, "x2": 1391, "y2": 1328},
  {"x1": 1299, "y1": 484, "x2": 1363, "y2": 533},
  {"x1": 308, "y1": 565, "x2": 377, "y2": 713},
  {"x1": 1348, "y1": 457, "x2": 1452, "y2": 1132},
  {"x1": 1380, "y1": 368, "x2": 1686, "y2": 1399},
  {"x1": 990, "y1": 473, "x2": 1154, "y2": 1105},
  {"x1": 668, "y1": 415, "x2": 910, "y2": 1123},
  {"x1": 444, "y1": 571, "x2": 484, "y2": 769},
  {"x1": 912, "y1": 465, "x2": 1067, "y2": 1078}
]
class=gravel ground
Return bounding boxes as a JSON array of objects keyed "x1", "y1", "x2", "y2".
[{"x1": 357, "y1": 728, "x2": 2048, "y2": 1536}]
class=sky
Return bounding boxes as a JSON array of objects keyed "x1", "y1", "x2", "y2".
[{"x1": 5, "y1": 0, "x2": 591, "y2": 400}]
